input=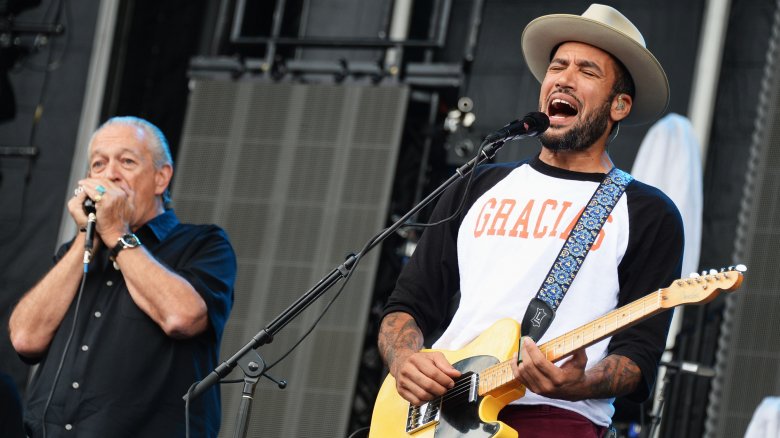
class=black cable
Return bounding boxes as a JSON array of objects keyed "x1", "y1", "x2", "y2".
[
  {"x1": 19, "y1": 0, "x2": 70, "y2": 73},
  {"x1": 346, "y1": 425, "x2": 370, "y2": 438},
  {"x1": 646, "y1": 397, "x2": 665, "y2": 438},
  {"x1": 40, "y1": 263, "x2": 88, "y2": 438},
  {"x1": 403, "y1": 138, "x2": 489, "y2": 229},
  {"x1": 184, "y1": 381, "x2": 198, "y2": 438},
  {"x1": 253, "y1": 136, "x2": 492, "y2": 376},
  {"x1": 0, "y1": 0, "x2": 70, "y2": 244},
  {"x1": 25, "y1": 0, "x2": 70, "y2": 147},
  {"x1": 182, "y1": 138, "x2": 492, "y2": 436},
  {"x1": 266, "y1": 242, "x2": 370, "y2": 373}
]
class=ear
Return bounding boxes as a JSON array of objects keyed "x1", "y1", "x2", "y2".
[
  {"x1": 611, "y1": 94, "x2": 632, "y2": 122},
  {"x1": 154, "y1": 164, "x2": 173, "y2": 197}
]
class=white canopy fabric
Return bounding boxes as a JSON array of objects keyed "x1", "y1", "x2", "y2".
[
  {"x1": 631, "y1": 113, "x2": 703, "y2": 279},
  {"x1": 745, "y1": 397, "x2": 780, "y2": 438}
]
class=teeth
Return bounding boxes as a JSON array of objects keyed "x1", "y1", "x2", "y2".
[{"x1": 551, "y1": 98, "x2": 575, "y2": 109}]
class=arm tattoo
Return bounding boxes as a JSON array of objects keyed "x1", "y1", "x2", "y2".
[
  {"x1": 585, "y1": 354, "x2": 642, "y2": 399},
  {"x1": 378, "y1": 312, "x2": 424, "y2": 371}
]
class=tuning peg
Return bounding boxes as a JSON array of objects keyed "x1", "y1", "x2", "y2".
[
  {"x1": 689, "y1": 272, "x2": 700, "y2": 278},
  {"x1": 735, "y1": 264, "x2": 747, "y2": 272},
  {"x1": 709, "y1": 269, "x2": 718, "y2": 275}
]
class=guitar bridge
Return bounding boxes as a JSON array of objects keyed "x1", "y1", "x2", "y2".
[{"x1": 406, "y1": 398, "x2": 442, "y2": 433}]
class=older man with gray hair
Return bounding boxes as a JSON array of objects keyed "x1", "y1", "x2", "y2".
[{"x1": 10, "y1": 116, "x2": 235, "y2": 437}]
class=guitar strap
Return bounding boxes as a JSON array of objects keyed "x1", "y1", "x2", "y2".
[{"x1": 520, "y1": 167, "x2": 633, "y2": 342}]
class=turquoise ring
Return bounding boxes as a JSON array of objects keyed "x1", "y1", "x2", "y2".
[{"x1": 96, "y1": 185, "x2": 107, "y2": 195}]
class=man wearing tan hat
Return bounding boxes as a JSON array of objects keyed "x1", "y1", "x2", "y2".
[{"x1": 374, "y1": 4, "x2": 684, "y2": 437}]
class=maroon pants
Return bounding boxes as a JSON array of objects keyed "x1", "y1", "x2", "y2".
[{"x1": 498, "y1": 404, "x2": 608, "y2": 438}]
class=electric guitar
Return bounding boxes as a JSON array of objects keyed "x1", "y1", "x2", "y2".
[{"x1": 369, "y1": 266, "x2": 746, "y2": 438}]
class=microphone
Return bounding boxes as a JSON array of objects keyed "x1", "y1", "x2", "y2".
[
  {"x1": 483, "y1": 111, "x2": 550, "y2": 145},
  {"x1": 83, "y1": 198, "x2": 97, "y2": 266},
  {"x1": 660, "y1": 360, "x2": 716, "y2": 377}
]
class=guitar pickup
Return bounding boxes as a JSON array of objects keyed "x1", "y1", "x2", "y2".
[{"x1": 468, "y1": 372, "x2": 478, "y2": 402}]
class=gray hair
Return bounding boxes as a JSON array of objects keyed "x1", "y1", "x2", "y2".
[{"x1": 90, "y1": 116, "x2": 174, "y2": 207}]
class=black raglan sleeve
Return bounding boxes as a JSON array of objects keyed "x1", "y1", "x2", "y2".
[
  {"x1": 381, "y1": 179, "x2": 466, "y2": 337},
  {"x1": 382, "y1": 162, "x2": 519, "y2": 337},
  {"x1": 608, "y1": 181, "x2": 685, "y2": 402}
]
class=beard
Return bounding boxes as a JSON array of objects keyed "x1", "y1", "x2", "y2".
[{"x1": 539, "y1": 99, "x2": 612, "y2": 152}]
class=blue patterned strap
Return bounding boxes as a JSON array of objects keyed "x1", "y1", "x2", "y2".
[{"x1": 520, "y1": 167, "x2": 634, "y2": 341}]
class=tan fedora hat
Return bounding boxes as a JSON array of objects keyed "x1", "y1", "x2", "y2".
[{"x1": 521, "y1": 4, "x2": 669, "y2": 125}]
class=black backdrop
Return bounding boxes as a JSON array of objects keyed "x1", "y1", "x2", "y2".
[
  {"x1": 0, "y1": 0, "x2": 101, "y2": 393},
  {"x1": 0, "y1": 0, "x2": 770, "y2": 435}
]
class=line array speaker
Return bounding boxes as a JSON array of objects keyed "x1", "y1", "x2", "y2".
[{"x1": 172, "y1": 79, "x2": 408, "y2": 437}]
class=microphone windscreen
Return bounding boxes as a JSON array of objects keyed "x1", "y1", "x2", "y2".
[{"x1": 83, "y1": 198, "x2": 96, "y2": 215}]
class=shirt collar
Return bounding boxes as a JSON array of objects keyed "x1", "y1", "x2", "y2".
[
  {"x1": 530, "y1": 154, "x2": 607, "y2": 183},
  {"x1": 136, "y1": 209, "x2": 180, "y2": 243}
]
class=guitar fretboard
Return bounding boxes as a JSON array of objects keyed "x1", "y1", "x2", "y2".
[{"x1": 477, "y1": 290, "x2": 664, "y2": 396}]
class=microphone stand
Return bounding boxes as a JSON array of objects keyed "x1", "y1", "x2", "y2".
[{"x1": 184, "y1": 137, "x2": 510, "y2": 437}]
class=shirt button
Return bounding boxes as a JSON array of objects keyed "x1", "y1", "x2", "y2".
[
  {"x1": 81, "y1": 345, "x2": 89, "y2": 351},
  {"x1": 72, "y1": 382, "x2": 79, "y2": 389},
  {"x1": 106, "y1": 280, "x2": 113, "y2": 286},
  {"x1": 65, "y1": 424, "x2": 73, "y2": 431},
  {"x1": 94, "y1": 311, "x2": 102, "y2": 318}
]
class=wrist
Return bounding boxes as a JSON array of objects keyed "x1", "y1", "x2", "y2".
[
  {"x1": 101, "y1": 227, "x2": 130, "y2": 246},
  {"x1": 108, "y1": 232, "x2": 143, "y2": 264},
  {"x1": 388, "y1": 349, "x2": 415, "y2": 377}
]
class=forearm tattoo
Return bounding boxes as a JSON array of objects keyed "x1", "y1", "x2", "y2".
[
  {"x1": 586, "y1": 354, "x2": 642, "y2": 399},
  {"x1": 378, "y1": 313, "x2": 424, "y2": 370}
]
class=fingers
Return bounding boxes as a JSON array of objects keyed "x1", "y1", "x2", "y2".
[
  {"x1": 78, "y1": 179, "x2": 115, "y2": 204},
  {"x1": 518, "y1": 338, "x2": 562, "y2": 390},
  {"x1": 76, "y1": 179, "x2": 132, "y2": 242},
  {"x1": 67, "y1": 188, "x2": 89, "y2": 226},
  {"x1": 431, "y1": 352, "x2": 462, "y2": 378},
  {"x1": 395, "y1": 352, "x2": 461, "y2": 406},
  {"x1": 77, "y1": 178, "x2": 129, "y2": 214},
  {"x1": 516, "y1": 337, "x2": 552, "y2": 389},
  {"x1": 515, "y1": 337, "x2": 588, "y2": 399}
]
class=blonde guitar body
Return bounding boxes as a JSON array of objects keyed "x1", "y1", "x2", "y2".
[
  {"x1": 370, "y1": 318, "x2": 526, "y2": 438},
  {"x1": 368, "y1": 267, "x2": 746, "y2": 438}
]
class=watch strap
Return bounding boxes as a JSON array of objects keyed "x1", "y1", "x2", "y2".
[{"x1": 109, "y1": 233, "x2": 142, "y2": 260}]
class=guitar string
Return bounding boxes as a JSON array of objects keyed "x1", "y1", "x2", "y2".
[
  {"x1": 414, "y1": 291, "x2": 667, "y2": 417},
  {"x1": 412, "y1": 276, "x2": 735, "y2": 420},
  {"x1": 423, "y1": 298, "x2": 646, "y2": 411}
]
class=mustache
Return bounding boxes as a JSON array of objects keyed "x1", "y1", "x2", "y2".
[{"x1": 543, "y1": 87, "x2": 583, "y2": 110}]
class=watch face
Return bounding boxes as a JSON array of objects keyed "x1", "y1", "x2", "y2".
[{"x1": 121, "y1": 234, "x2": 141, "y2": 248}]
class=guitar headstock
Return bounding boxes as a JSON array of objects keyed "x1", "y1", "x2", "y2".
[{"x1": 660, "y1": 265, "x2": 746, "y2": 308}]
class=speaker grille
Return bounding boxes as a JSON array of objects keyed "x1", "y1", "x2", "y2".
[
  {"x1": 173, "y1": 79, "x2": 408, "y2": 437},
  {"x1": 705, "y1": 1, "x2": 780, "y2": 436}
]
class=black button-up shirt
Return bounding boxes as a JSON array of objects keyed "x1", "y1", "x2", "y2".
[{"x1": 23, "y1": 210, "x2": 236, "y2": 437}]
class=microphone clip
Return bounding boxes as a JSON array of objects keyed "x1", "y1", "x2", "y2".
[{"x1": 83, "y1": 212, "x2": 97, "y2": 267}]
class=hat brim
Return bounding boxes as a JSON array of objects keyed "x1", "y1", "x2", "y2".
[{"x1": 522, "y1": 14, "x2": 669, "y2": 125}]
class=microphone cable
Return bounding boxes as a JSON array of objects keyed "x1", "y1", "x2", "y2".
[
  {"x1": 40, "y1": 262, "x2": 88, "y2": 438},
  {"x1": 182, "y1": 117, "x2": 545, "y2": 436},
  {"x1": 403, "y1": 112, "x2": 548, "y2": 230},
  {"x1": 402, "y1": 137, "x2": 491, "y2": 230}
]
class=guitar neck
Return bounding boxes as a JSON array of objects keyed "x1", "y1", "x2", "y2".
[
  {"x1": 478, "y1": 289, "x2": 665, "y2": 396},
  {"x1": 539, "y1": 290, "x2": 665, "y2": 361}
]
